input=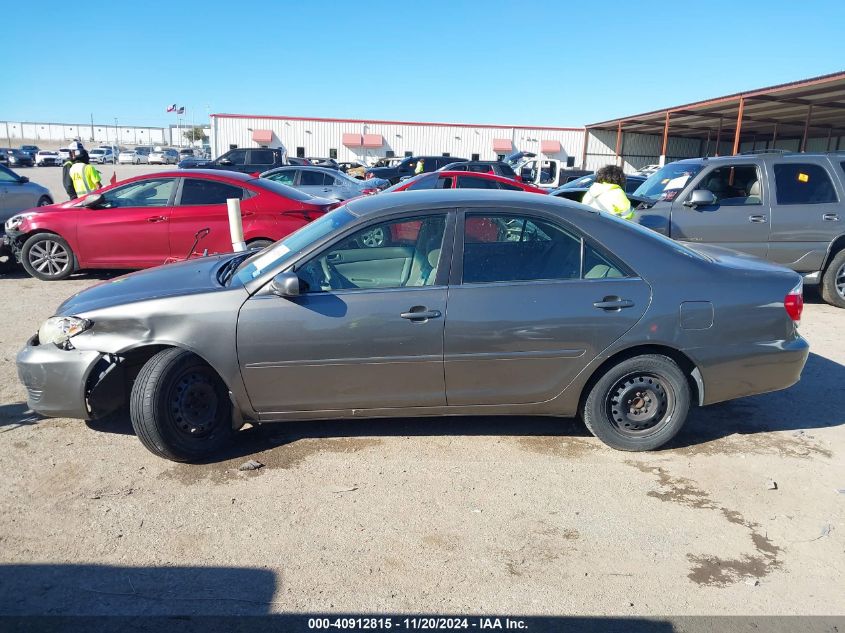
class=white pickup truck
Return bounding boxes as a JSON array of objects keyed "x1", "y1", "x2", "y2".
[{"x1": 504, "y1": 151, "x2": 590, "y2": 190}]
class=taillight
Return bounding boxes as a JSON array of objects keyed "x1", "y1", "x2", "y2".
[
  {"x1": 361, "y1": 188, "x2": 378, "y2": 195},
  {"x1": 784, "y1": 280, "x2": 803, "y2": 324}
]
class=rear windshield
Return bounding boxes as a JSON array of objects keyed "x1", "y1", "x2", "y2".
[{"x1": 633, "y1": 163, "x2": 703, "y2": 202}]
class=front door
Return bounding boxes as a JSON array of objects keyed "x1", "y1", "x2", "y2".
[
  {"x1": 75, "y1": 177, "x2": 176, "y2": 268},
  {"x1": 444, "y1": 210, "x2": 650, "y2": 406},
  {"x1": 237, "y1": 212, "x2": 452, "y2": 413},
  {"x1": 670, "y1": 163, "x2": 770, "y2": 258}
]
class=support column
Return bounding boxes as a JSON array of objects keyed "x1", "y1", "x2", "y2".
[
  {"x1": 826, "y1": 126, "x2": 833, "y2": 151},
  {"x1": 660, "y1": 112, "x2": 670, "y2": 166},
  {"x1": 732, "y1": 97, "x2": 745, "y2": 155},
  {"x1": 771, "y1": 122, "x2": 778, "y2": 148},
  {"x1": 801, "y1": 104, "x2": 813, "y2": 152},
  {"x1": 614, "y1": 121, "x2": 623, "y2": 167},
  {"x1": 704, "y1": 129, "x2": 711, "y2": 156},
  {"x1": 715, "y1": 117, "x2": 723, "y2": 156},
  {"x1": 581, "y1": 129, "x2": 589, "y2": 170}
]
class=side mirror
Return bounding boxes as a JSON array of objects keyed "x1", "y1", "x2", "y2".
[
  {"x1": 684, "y1": 189, "x2": 716, "y2": 208},
  {"x1": 269, "y1": 271, "x2": 301, "y2": 298},
  {"x1": 79, "y1": 193, "x2": 104, "y2": 208},
  {"x1": 218, "y1": 158, "x2": 233, "y2": 166},
  {"x1": 18, "y1": 176, "x2": 29, "y2": 183}
]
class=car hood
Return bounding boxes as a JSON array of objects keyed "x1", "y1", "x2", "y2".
[{"x1": 56, "y1": 255, "x2": 235, "y2": 316}]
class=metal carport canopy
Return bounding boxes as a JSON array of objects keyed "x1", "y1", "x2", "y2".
[{"x1": 586, "y1": 70, "x2": 845, "y2": 158}]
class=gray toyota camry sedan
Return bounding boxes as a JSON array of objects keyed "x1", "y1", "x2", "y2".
[{"x1": 17, "y1": 190, "x2": 809, "y2": 461}]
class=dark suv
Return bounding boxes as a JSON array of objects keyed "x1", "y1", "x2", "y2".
[
  {"x1": 182, "y1": 147, "x2": 286, "y2": 174},
  {"x1": 633, "y1": 151, "x2": 845, "y2": 307},
  {"x1": 365, "y1": 155, "x2": 468, "y2": 184}
]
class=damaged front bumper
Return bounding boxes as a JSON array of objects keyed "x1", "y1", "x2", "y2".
[{"x1": 16, "y1": 334, "x2": 117, "y2": 420}]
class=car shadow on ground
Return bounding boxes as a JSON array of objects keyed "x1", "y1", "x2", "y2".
[
  {"x1": 85, "y1": 350, "x2": 843, "y2": 462},
  {"x1": 0, "y1": 402, "x2": 43, "y2": 431},
  {"x1": 0, "y1": 268, "x2": 130, "y2": 281}
]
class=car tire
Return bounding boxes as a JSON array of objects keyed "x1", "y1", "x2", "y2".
[
  {"x1": 581, "y1": 354, "x2": 690, "y2": 451},
  {"x1": 820, "y1": 250, "x2": 845, "y2": 308},
  {"x1": 21, "y1": 232, "x2": 75, "y2": 281},
  {"x1": 37, "y1": 196, "x2": 52, "y2": 207},
  {"x1": 247, "y1": 239, "x2": 274, "y2": 250},
  {"x1": 130, "y1": 348, "x2": 234, "y2": 462},
  {"x1": 360, "y1": 227, "x2": 387, "y2": 248}
]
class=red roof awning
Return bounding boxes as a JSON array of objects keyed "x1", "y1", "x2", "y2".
[
  {"x1": 342, "y1": 133, "x2": 363, "y2": 147},
  {"x1": 540, "y1": 140, "x2": 561, "y2": 154},
  {"x1": 492, "y1": 138, "x2": 512, "y2": 152},
  {"x1": 362, "y1": 134, "x2": 383, "y2": 148},
  {"x1": 252, "y1": 129, "x2": 273, "y2": 144}
]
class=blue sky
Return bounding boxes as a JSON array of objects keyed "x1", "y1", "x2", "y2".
[{"x1": 2, "y1": 0, "x2": 844, "y2": 128}]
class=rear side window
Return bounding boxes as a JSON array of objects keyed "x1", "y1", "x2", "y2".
[
  {"x1": 457, "y1": 176, "x2": 499, "y2": 190},
  {"x1": 180, "y1": 179, "x2": 244, "y2": 205},
  {"x1": 406, "y1": 174, "x2": 438, "y2": 191},
  {"x1": 250, "y1": 150, "x2": 275, "y2": 165},
  {"x1": 300, "y1": 170, "x2": 329, "y2": 186},
  {"x1": 498, "y1": 182, "x2": 523, "y2": 191},
  {"x1": 773, "y1": 163, "x2": 838, "y2": 205},
  {"x1": 462, "y1": 214, "x2": 581, "y2": 283}
]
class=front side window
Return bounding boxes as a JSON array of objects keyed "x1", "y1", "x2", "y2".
[
  {"x1": 265, "y1": 170, "x2": 296, "y2": 186},
  {"x1": 462, "y1": 213, "x2": 581, "y2": 283},
  {"x1": 693, "y1": 164, "x2": 762, "y2": 206},
  {"x1": 219, "y1": 150, "x2": 247, "y2": 166},
  {"x1": 296, "y1": 214, "x2": 447, "y2": 292},
  {"x1": 0, "y1": 166, "x2": 19, "y2": 183},
  {"x1": 774, "y1": 163, "x2": 838, "y2": 205},
  {"x1": 179, "y1": 179, "x2": 244, "y2": 205},
  {"x1": 99, "y1": 178, "x2": 175, "y2": 208}
]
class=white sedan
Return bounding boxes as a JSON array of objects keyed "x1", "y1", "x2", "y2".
[{"x1": 118, "y1": 149, "x2": 148, "y2": 165}]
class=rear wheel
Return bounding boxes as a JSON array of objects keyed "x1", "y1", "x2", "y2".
[
  {"x1": 21, "y1": 232, "x2": 75, "y2": 281},
  {"x1": 130, "y1": 348, "x2": 233, "y2": 462},
  {"x1": 247, "y1": 239, "x2": 274, "y2": 250},
  {"x1": 360, "y1": 227, "x2": 387, "y2": 248},
  {"x1": 37, "y1": 196, "x2": 52, "y2": 207},
  {"x1": 820, "y1": 250, "x2": 845, "y2": 308},
  {"x1": 581, "y1": 354, "x2": 690, "y2": 451}
]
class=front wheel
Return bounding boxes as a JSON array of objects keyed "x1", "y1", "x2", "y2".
[
  {"x1": 581, "y1": 354, "x2": 690, "y2": 451},
  {"x1": 820, "y1": 250, "x2": 845, "y2": 308},
  {"x1": 37, "y1": 196, "x2": 52, "y2": 207},
  {"x1": 21, "y1": 232, "x2": 75, "y2": 281},
  {"x1": 130, "y1": 348, "x2": 234, "y2": 462},
  {"x1": 359, "y1": 227, "x2": 387, "y2": 248}
]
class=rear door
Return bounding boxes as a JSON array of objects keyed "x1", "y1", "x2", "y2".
[
  {"x1": 444, "y1": 209, "x2": 650, "y2": 406},
  {"x1": 75, "y1": 178, "x2": 176, "y2": 267},
  {"x1": 669, "y1": 162, "x2": 770, "y2": 258},
  {"x1": 298, "y1": 169, "x2": 332, "y2": 197},
  {"x1": 246, "y1": 149, "x2": 277, "y2": 175},
  {"x1": 169, "y1": 177, "x2": 251, "y2": 259},
  {"x1": 768, "y1": 159, "x2": 842, "y2": 271}
]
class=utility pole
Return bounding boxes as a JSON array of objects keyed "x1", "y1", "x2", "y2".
[
  {"x1": 114, "y1": 117, "x2": 119, "y2": 148},
  {"x1": 90, "y1": 113, "x2": 94, "y2": 142}
]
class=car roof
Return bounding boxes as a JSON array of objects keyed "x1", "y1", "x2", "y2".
[
  {"x1": 672, "y1": 152, "x2": 845, "y2": 167},
  {"x1": 344, "y1": 188, "x2": 578, "y2": 219},
  {"x1": 120, "y1": 169, "x2": 258, "y2": 183},
  {"x1": 436, "y1": 170, "x2": 519, "y2": 184}
]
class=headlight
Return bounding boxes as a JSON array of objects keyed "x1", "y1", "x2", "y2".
[
  {"x1": 38, "y1": 316, "x2": 92, "y2": 346},
  {"x1": 4, "y1": 213, "x2": 33, "y2": 232}
]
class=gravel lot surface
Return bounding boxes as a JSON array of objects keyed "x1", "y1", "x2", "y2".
[{"x1": 0, "y1": 174, "x2": 843, "y2": 618}]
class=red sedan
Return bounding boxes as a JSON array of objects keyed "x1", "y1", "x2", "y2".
[
  {"x1": 382, "y1": 171, "x2": 547, "y2": 194},
  {"x1": 4, "y1": 170, "x2": 336, "y2": 281}
]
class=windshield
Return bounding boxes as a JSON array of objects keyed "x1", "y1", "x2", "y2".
[
  {"x1": 90, "y1": 150, "x2": 104, "y2": 155},
  {"x1": 232, "y1": 208, "x2": 356, "y2": 285},
  {"x1": 632, "y1": 162, "x2": 703, "y2": 202}
]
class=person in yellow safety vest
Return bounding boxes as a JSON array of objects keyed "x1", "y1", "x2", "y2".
[
  {"x1": 414, "y1": 158, "x2": 424, "y2": 174},
  {"x1": 69, "y1": 149, "x2": 102, "y2": 197},
  {"x1": 580, "y1": 165, "x2": 634, "y2": 220}
]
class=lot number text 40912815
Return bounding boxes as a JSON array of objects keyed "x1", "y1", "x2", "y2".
[{"x1": 308, "y1": 617, "x2": 528, "y2": 630}]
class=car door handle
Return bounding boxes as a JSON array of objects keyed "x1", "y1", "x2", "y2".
[
  {"x1": 593, "y1": 297, "x2": 635, "y2": 311},
  {"x1": 748, "y1": 215, "x2": 768, "y2": 223},
  {"x1": 147, "y1": 216, "x2": 167, "y2": 223},
  {"x1": 400, "y1": 307, "x2": 442, "y2": 321},
  {"x1": 823, "y1": 213, "x2": 840, "y2": 222}
]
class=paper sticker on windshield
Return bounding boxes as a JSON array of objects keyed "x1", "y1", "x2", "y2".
[
  {"x1": 250, "y1": 246, "x2": 290, "y2": 278},
  {"x1": 661, "y1": 179, "x2": 670, "y2": 184},
  {"x1": 797, "y1": 172, "x2": 809, "y2": 183},
  {"x1": 664, "y1": 175, "x2": 690, "y2": 190}
]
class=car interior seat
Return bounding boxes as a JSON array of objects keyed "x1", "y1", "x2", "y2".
[{"x1": 745, "y1": 179, "x2": 762, "y2": 204}]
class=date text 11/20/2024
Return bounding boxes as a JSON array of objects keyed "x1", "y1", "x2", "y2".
[{"x1": 308, "y1": 617, "x2": 528, "y2": 630}]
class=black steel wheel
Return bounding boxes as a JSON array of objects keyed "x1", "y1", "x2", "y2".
[
  {"x1": 37, "y1": 195, "x2": 52, "y2": 206},
  {"x1": 820, "y1": 250, "x2": 845, "y2": 308},
  {"x1": 130, "y1": 348, "x2": 233, "y2": 461},
  {"x1": 21, "y1": 232, "x2": 74, "y2": 281},
  {"x1": 582, "y1": 354, "x2": 690, "y2": 451}
]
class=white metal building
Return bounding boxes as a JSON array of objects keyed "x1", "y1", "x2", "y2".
[
  {"x1": 209, "y1": 113, "x2": 585, "y2": 166},
  {"x1": 1, "y1": 120, "x2": 168, "y2": 147}
]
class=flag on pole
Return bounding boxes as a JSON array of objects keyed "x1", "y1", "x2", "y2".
[
  {"x1": 110, "y1": 172, "x2": 117, "y2": 186},
  {"x1": 166, "y1": 104, "x2": 177, "y2": 112},
  {"x1": 176, "y1": 107, "x2": 185, "y2": 114}
]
